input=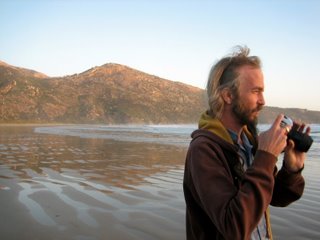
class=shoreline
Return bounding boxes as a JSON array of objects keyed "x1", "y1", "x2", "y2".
[{"x1": 0, "y1": 124, "x2": 319, "y2": 239}]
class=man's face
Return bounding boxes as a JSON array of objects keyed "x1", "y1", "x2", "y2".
[{"x1": 232, "y1": 66, "x2": 265, "y2": 126}]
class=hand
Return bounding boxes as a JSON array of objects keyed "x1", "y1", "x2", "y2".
[
  {"x1": 258, "y1": 114, "x2": 288, "y2": 157},
  {"x1": 283, "y1": 122, "x2": 311, "y2": 172}
]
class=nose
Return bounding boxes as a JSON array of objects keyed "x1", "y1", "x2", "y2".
[{"x1": 258, "y1": 93, "x2": 265, "y2": 106}]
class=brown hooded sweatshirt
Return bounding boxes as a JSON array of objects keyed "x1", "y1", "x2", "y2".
[{"x1": 183, "y1": 112, "x2": 305, "y2": 240}]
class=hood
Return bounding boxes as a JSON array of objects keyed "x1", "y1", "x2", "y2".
[
  {"x1": 197, "y1": 111, "x2": 257, "y2": 149},
  {"x1": 198, "y1": 111, "x2": 234, "y2": 144}
]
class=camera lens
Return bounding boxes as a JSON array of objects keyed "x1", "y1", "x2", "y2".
[
  {"x1": 280, "y1": 115, "x2": 313, "y2": 152},
  {"x1": 287, "y1": 130, "x2": 313, "y2": 152}
]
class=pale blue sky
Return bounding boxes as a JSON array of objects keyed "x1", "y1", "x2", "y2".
[{"x1": 1, "y1": 0, "x2": 319, "y2": 111}]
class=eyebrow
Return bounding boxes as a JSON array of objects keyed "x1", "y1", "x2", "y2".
[{"x1": 252, "y1": 86, "x2": 264, "y2": 91}]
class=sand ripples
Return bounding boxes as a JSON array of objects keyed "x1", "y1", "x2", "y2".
[{"x1": 0, "y1": 124, "x2": 319, "y2": 239}]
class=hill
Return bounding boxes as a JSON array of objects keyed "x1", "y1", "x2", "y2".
[
  {"x1": 0, "y1": 61, "x2": 319, "y2": 124},
  {"x1": 259, "y1": 106, "x2": 320, "y2": 124},
  {"x1": 0, "y1": 61, "x2": 207, "y2": 124}
]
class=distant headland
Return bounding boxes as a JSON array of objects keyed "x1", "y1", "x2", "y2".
[{"x1": 0, "y1": 61, "x2": 319, "y2": 124}]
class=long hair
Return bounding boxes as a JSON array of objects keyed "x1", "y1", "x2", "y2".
[{"x1": 206, "y1": 46, "x2": 261, "y2": 118}]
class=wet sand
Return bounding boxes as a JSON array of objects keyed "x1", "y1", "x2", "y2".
[
  {"x1": 0, "y1": 125, "x2": 186, "y2": 240},
  {"x1": 0, "y1": 125, "x2": 319, "y2": 239},
  {"x1": 1, "y1": 172, "x2": 185, "y2": 240}
]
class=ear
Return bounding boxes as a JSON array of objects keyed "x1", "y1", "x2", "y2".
[{"x1": 221, "y1": 88, "x2": 233, "y2": 105}]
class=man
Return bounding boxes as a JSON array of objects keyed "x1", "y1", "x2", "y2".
[{"x1": 183, "y1": 46, "x2": 310, "y2": 240}]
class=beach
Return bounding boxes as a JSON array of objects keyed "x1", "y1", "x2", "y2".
[{"x1": 0, "y1": 124, "x2": 319, "y2": 239}]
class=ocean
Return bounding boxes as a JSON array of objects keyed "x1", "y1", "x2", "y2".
[{"x1": 0, "y1": 124, "x2": 319, "y2": 239}]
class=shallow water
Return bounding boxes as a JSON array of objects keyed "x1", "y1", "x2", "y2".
[
  {"x1": 0, "y1": 125, "x2": 187, "y2": 240},
  {"x1": 0, "y1": 124, "x2": 319, "y2": 239}
]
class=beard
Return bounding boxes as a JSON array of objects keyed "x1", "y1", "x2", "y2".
[{"x1": 232, "y1": 97, "x2": 263, "y2": 136}]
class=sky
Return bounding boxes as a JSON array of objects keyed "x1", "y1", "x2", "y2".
[{"x1": 1, "y1": 0, "x2": 319, "y2": 111}]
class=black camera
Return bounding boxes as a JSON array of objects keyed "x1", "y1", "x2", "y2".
[{"x1": 280, "y1": 116, "x2": 313, "y2": 152}]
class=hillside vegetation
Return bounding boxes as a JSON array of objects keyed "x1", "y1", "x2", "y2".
[{"x1": 0, "y1": 61, "x2": 319, "y2": 124}]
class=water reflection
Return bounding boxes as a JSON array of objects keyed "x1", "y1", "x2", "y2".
[
  {"x1": 0, "y1": 125, "x2": 187, "y2": 240},
  {"x1": 1, "y1": 125, "x2": 319, "y2": 240},
  {"x1": 0, "y1": 126, "x2": 186, "y2": 188}
]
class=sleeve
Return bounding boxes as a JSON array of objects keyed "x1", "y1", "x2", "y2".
[
  {"x1": 187, "y1": 138, "x2": 278, "y2": 240},
  {"x1": 270, "y1": 165, "x2": 305, "y2": 207}
]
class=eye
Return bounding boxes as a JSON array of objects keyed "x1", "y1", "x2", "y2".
[{"x1": 252, "y1": 88, "x2": 263, "y2": 94}]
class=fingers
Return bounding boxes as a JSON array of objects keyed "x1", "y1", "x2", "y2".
[
  {"x1": 274, "y1": 114, "x2": 291, "y2": 134},
  {"x1": 258, "y1": 114, "x2": 289, "y2": 157},
  {"x1": 292, "y1": 121, "x2": 311, "y2": 135},
  {"x1": 286, "y1": 139, "x2": 295, "y2": 150},
  {"x1": 306, "y1": 126, "x2": 311, "y2": 135},
  {"x1": 291, "y1": 122, "x2": 299, "y2": 132},
  {"x1": 295, "y1": 122, "x2": 305, "y2": 132},
  {"x1": 271, "y1": 114, "x2": 284, "y2": 130},
  {"x1": 279, "y1": 116, "x2": 311, "y2": 136}
]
